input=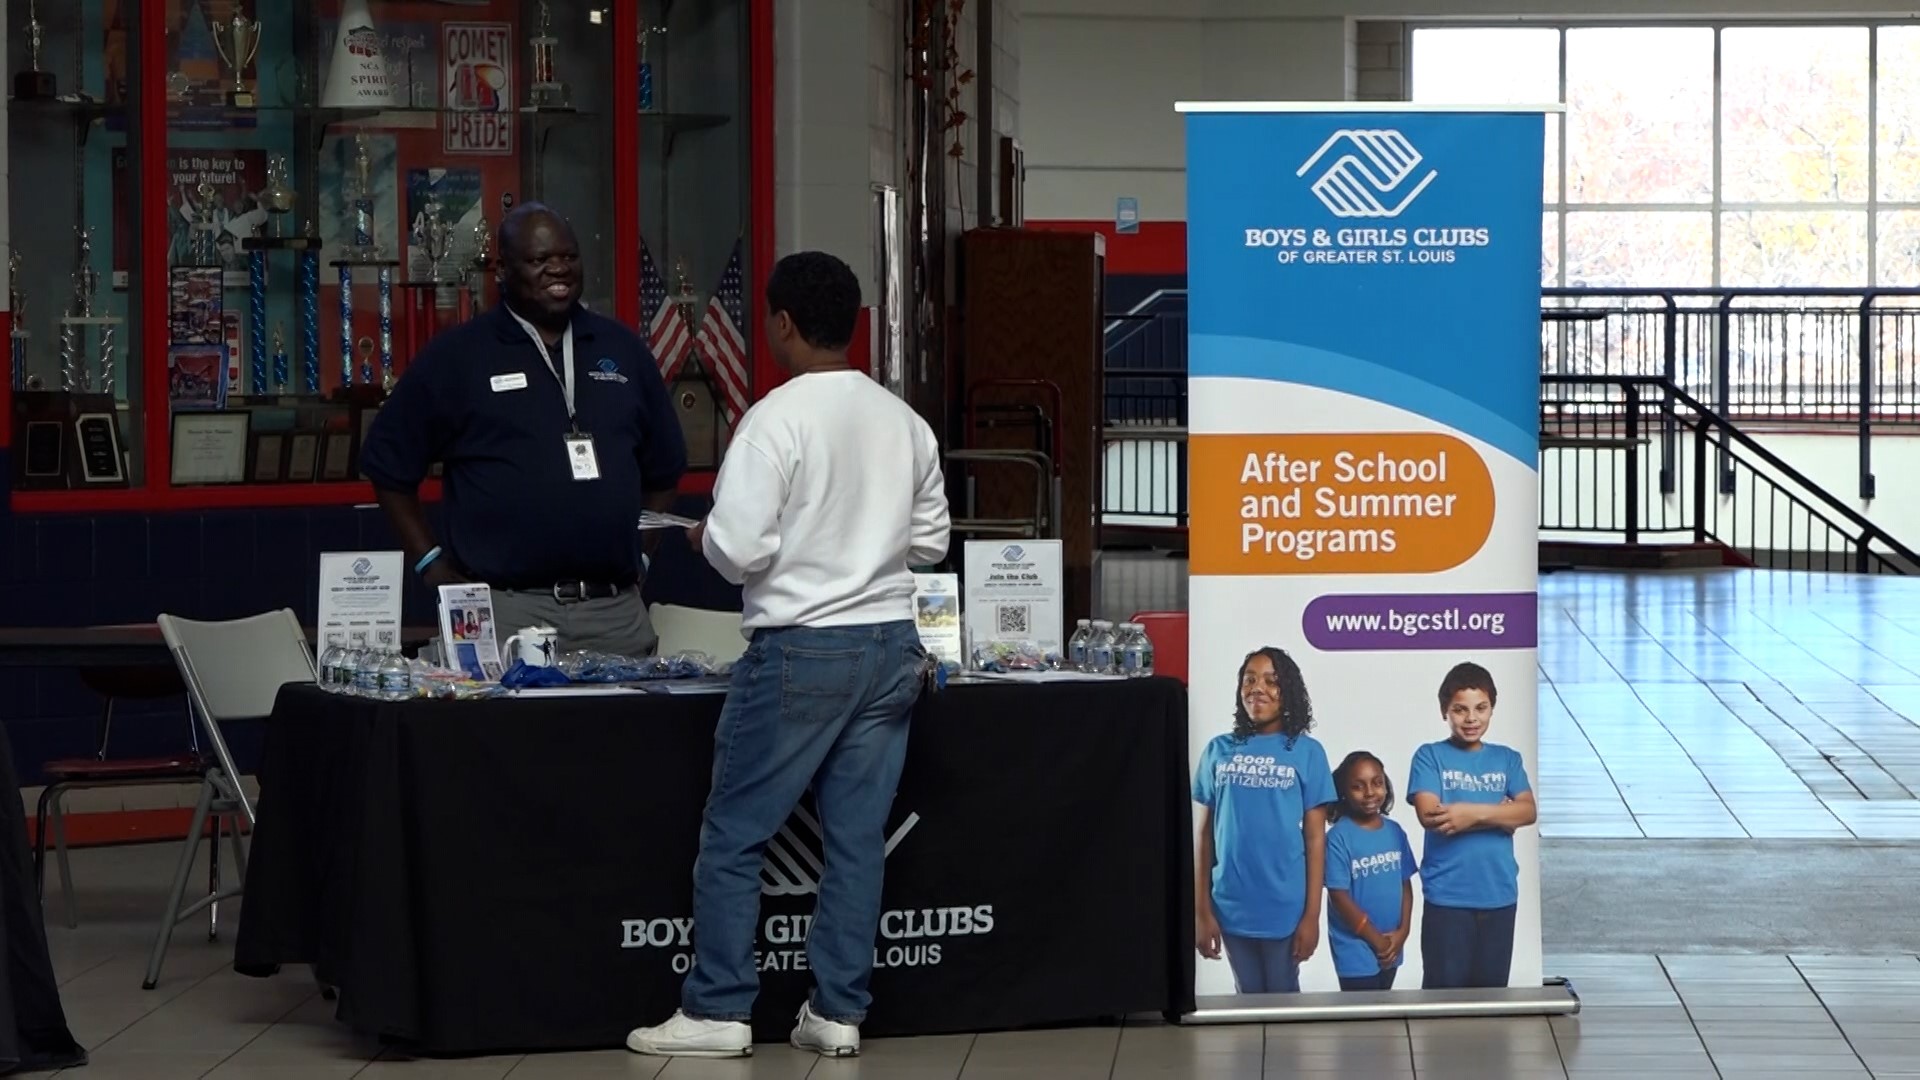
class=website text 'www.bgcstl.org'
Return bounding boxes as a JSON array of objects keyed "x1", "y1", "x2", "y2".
[{"x1": 1323, "y1": 605, "x2": 1506, "y2": 639}]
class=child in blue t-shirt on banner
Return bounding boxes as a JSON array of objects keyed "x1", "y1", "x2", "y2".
[
  {"x1": 1407, "y1": 661, "x2": 1536, "y2": 990},
  {"x1": 1193, "y1": 646, "x2": 1337, "y2": 994},
  {"x1": 1324, "y1": 750, "x2": 1419, "y2": 992}
]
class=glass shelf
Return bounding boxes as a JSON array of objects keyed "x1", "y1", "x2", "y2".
[{"x1": 640, "y1": 110, "x2": 729, "y2": 135}]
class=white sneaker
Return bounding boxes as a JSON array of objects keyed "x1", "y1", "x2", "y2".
[
  {"x1": 626, "y1": 1010, "x2": 753, "y2": 1058},
  {"x1": 790, "y1": 999, "x2": 860, "y2": 1057}
]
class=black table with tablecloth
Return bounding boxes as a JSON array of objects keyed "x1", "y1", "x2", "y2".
[{"x1": 233, "y1": 679, "x2": 1195, "y2": 1054}]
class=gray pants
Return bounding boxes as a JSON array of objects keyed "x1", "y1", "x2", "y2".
[{"x1": 491, "y1": 588, "x2": 660, "y2": 659}]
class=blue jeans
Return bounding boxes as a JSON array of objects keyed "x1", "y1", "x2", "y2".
[
  {"x1": 1339, "y1": 968, "x2": 1399, "y2": 992},
  {"x1": 1420, "y1": 902, "x2": 1517, "y2": 990},
  {"x1": 681, "y1": 622, "x2": 927, "y2": 1025},
  {"x1": 1221, "y1": 932, "x2": 1300, "y2": 994}
]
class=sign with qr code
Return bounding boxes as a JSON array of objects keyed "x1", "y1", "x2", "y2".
[{"x1": 963, "y1": 540, "x2": 1064, "y2": 655}]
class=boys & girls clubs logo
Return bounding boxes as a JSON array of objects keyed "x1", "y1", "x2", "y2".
[{"x1": 1238, "y1": 125, "x2": 1491, "y2": 266}]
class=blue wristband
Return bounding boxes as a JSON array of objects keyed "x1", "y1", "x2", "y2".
[{"x1": 415, "y1": 546, "x2": 443, "y2": 575}]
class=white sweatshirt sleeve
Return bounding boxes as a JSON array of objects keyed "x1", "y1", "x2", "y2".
[
  {"x1": 701, "y1": 439, "x2": 788, "y2": 585},
  {"x1": 907, "y1": 428, "x2": 952, "y2": 567}
]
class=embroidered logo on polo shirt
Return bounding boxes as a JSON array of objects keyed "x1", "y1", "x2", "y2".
[{"x1": 589, "y1": 357, "x2": 628, "y2": 384}]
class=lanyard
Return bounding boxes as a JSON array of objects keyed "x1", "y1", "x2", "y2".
[{"x1": 508, "y1": 309, "x2": 577, "y2": 427}]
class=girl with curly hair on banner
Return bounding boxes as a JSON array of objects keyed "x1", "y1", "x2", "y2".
[{"x1": 1192, "y1": 646, "x2": 1337, "y2": 994}]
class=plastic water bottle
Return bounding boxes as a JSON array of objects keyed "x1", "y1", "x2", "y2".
[
  {"x1": 1137, "y1": 623, "x2": 1156, "y2": 678},
  {"x1": 1088, "y1": 620, "x2": 1117, "y2": 675},
  {"x1": 349, "y1": 635, "x2": 378, "y2": 697},
  {"x1": 376, "y1": 651, "x2": 412, "y2": 702},
  {"x1": 1119, "y1": 623, "x2": 1146, "y2": 677},
  {"x1": 329, "y1": 640, "x2": 357, "y2": 693},
  {"x1": 1067, "y1": 620, "x2": 1093, "y2": 671},
  {"x1": 317, "y1": 639, "x2": 344, "y2": 692}
]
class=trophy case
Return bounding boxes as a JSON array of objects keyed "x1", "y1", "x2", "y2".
[
  {"x1": 8, "y1": 0, "x2": 141, "y2": 491},
  {"x1": 5, "y1": 0, "x2": 764, "y2": 505},
  {"x1": 634, "y1": 0, "x2": 754, "y2": 471}
]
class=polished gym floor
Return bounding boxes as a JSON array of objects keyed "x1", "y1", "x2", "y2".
[{"x1": 35, "y1": 565, "x2": 1920, "y2": 1078}]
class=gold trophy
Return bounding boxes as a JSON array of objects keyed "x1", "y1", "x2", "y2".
[{"x1": 212, "y1": 15, "x2": 262, "y2": 108}]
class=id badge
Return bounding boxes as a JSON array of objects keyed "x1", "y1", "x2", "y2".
[{"x1": 564, "y1": 434, "x2": 601, "y2": 481}]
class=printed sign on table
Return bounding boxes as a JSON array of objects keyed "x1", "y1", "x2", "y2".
[
  {"x1": 438, "y1": 582, "x2": 504, "y2": 680},
  {"x1": 318, "y1": 552, "x2": 405, "y2": 653},
  {"x1": 1179, "y1": 103, "x2": 1549, "y2": 1002},
  {"x1": 912, "y1": 573, "x2": 964, "y2": 665},
  {"x1": 963, "y1": 540, "x2": 1063, "y2": 656}
]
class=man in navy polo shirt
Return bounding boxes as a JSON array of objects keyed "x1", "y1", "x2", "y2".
[{"x1": 361, "y1": 202, "x2": 687, "y2": 657}]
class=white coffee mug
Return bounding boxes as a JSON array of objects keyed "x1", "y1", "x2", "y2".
[{"x1": 502, "y1": 625, "x2": 560, "y2": 668}]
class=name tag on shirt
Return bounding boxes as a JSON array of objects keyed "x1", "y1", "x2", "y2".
[
  {"x1": 565, "y1": 435, "x2": 601, "y2": 481},
  {"x1": 490, "y1": 373, "x2": 529, "y2": 392}
]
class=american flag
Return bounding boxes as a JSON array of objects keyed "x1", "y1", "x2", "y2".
[
  {"x1": 695, "y1": 240, "x2": 753, "y2": 425},
  {"x1": 640, "y1": 238, "x2": 693, "y2": 380}
]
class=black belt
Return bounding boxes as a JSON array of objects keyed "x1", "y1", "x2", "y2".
[{"x1": 498, "y1": 581, "x2": 631, "y2": 603}]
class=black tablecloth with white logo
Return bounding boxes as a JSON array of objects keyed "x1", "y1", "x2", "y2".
[{"x1": 233, "y1": 679, "x2": 1194, "y2": 1054}]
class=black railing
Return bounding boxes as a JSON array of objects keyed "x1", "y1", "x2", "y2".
[
  {"x1": 1100, "y1": 294, "x2": 1189, "y2": 533},
  {"x1": 1541, "y1": 376, "x2": 1918, "y2": 575},
  {"x1": 1097, "y1": 288, "x2": 1920, "y2": 559},
  {"x1": 1543, "y1": 287, "x2": 1920, "y2": 500}
]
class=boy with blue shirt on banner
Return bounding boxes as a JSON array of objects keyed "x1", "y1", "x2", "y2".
[
  {"x1": 1407, "y1": 662, "x2": 1537, "y2": 990},
  {"x1": 1324, "y1": 750, "x2": 1419, "y2": 992},
  {"x1": 1192, "y1": 647, "x2": 1337, "y2": 994}
]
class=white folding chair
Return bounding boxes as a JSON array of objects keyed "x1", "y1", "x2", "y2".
[
  {"x1": 648, "y1": 602, "x2": 747, "y2": 665},
  {"x1": 146, "y1": 609, "x2": 315, "y2": 990}
]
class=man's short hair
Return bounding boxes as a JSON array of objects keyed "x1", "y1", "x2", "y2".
[
  {"x1": 498, "y1": 201, "x2": 565, "y2": 260},
  {"x1": 766, "y1": 252, "x2": 861, "y2": 350}
]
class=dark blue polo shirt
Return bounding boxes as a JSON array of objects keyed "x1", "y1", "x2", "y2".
[{"x1": 361, "y1": 303, "x2": 687, "y2": 589}]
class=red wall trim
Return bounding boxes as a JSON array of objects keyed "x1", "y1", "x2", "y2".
[
  {"x1": 612, "y1": 2, "x2": 641, "y2": 328},
  {"x1": 748, "y1": 0, "x2": 777, "y2": 401},
  {"x1": 13, "y1": 479, "x2": 442, "y2": 515},
  {"x1": 1027, "y1": 219, "x2": 1188, "y2": 276},
  {"x1": 140, "y1": 4, "x2": 169, "y2": 493},
  {"x1": 847, "y1": 307, "x2": 872, "y2": 375}
]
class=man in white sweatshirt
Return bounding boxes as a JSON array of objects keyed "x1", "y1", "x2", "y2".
[{"x1": 627, "y1": 252, "x2": 951, "y2": 1060}]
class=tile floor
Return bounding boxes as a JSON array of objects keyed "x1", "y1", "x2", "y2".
[{"x1": 35, "y1": 566, "x2": 1920, "y2": 1077}]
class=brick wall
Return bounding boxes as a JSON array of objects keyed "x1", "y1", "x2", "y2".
[{"x1": 1355, "y1": 21, "x2": 1409, "y2": 102}]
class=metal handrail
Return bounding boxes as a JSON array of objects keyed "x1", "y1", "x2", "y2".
[{"x1": 1542, "y1": 374, "x2": 1920, "y2": 573}]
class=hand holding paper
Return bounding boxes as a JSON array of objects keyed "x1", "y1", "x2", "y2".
[{"x1": 636, "y1": 509, "x2": 701, "y2": 530}]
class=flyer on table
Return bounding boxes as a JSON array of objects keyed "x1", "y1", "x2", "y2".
[
  {"x1": 318, "y1": 552, "x2": 404, "y2": 653},
  {"x1": 1180, "y1": 104, "x2": 1548, "y2": 998}
]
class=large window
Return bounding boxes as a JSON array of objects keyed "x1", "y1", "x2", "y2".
[{"x1": 1413, "y1": 23, "x2": 1920, "y2": 288}]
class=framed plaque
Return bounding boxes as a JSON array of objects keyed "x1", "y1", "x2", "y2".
[
  {"x1": 287, "y1": 432, "x2": 321, "y2": 481},
  {"x1": 320, "y1": 430, "x2": 355, "y2": 482},
  {"x1": 674, "y1": 378, "x2": 721, "y2": 470},
  {"x1": 12, "y1": 390, "x2": 72, "y2": 490},
  {"x1": 19, "y1": 419, "x2": 65, "y2": 486},
  {"x1": 355, "y1": 404, "x2": 382, "y2": 478},
  {"x1": 74, "y1": 412, "x2": 128, "y2": 486},
  {"x1": 170, "y1": 411, "x2": 251, "y2": 486},
  {"x1": 249, "y1": 432, "x2": 287, "y2": 484}
]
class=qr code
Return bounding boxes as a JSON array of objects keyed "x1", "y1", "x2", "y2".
[{"x1": 996, "y1": 604, "x2": 1031, "y2": 636}]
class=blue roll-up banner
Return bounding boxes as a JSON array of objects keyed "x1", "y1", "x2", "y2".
[{"x1": 1179, "y1": 102, "x2": 1571, "y2": 1017}]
